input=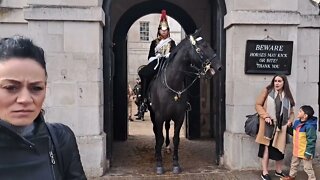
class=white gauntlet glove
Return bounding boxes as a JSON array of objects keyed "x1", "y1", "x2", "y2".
[{"x1": 155, "y1": 53, "x2": 162, "y2": 59}]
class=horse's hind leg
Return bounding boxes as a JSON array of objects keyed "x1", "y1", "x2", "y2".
[
  {"x1": 154, "y1": 120, "x2": 165, "y2": 174},
  {"x1": 172, "y1": 117, "x2": 184, "y2": 174},
  {"x1": 165, "y1": 120, "x2": 171, "y2": 153}
]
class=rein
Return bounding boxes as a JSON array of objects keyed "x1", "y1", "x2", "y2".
[
  {"x1": 161, "y1": 35, "x2": 210, "y2": 101},
  {"x1": 163, "y1": 64, "x2": 199, "y2": 101}
]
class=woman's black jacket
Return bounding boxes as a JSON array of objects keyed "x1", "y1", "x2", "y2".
[{"x1": 0, "y1": 116, "x2": 87, "y2": 180}]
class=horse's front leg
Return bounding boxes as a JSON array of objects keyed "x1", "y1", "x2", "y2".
[
  {"x1": 172, "y1": 117, "x2": 184, "y2": 174},
  {"x1": 154, "y1": 120, "x2": 165, "y2": 174},
  {"x1": 165, "y1": 120, "x2": 171, "y2": 153}
]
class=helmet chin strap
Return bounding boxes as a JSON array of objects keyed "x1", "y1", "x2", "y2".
[{"x1": 160, "y1": 34, "x2": 168, "y2": 39}]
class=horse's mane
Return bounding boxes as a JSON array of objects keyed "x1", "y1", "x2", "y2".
[
  {"x1": 156, "y1": 37, "x2": 190, "y2": 77},
  {"x1": 167, "y1": 29, "x2": 201, "y2": 62},
  {"x1": 167, "y1": 37, "x2": 189, "y2": 62}
]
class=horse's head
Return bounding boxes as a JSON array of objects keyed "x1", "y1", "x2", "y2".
[{"x1": 188, "y1": 30, "x2": 222, "y2": 79}]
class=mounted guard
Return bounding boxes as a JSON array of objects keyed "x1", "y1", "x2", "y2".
[
  {"x1": 147, "y1": 28, "x2": 222, "y2": 174},
  {"x1": 138, "y1": 10, "x2": 176, "y2": 116}
]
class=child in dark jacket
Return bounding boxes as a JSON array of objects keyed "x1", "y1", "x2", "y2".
[{"x1": 281, "y1": 105, "x2": 317, "y2": 180}]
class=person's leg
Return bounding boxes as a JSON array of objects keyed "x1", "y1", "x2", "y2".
[
  {"x1": 288, "y1": 156, "x2": 300, "y2": 177},
  {"x1": 128, "y1": 99, "x2": 133, "y2": 121},
  {"x1": 303, "y1": 159, "x2": 316, "y2": 180},
  {"x1": 129, "y1": 99, "x2": 132, "y2": 117},
  {"x1": 275, "y1": 159, "x2": 283, "y2": 174},
  {"x1": 138, "y1": 75, "x2": 147, "y2": 100},
  {"x1": 134, "y1": 90, "x2": 142, "y2": 116},
  {"x1": 262, "y1": 145, "x2": 269, "y2": 175},
  {"x1": 134, "y1": 101, "x2": 139, "y2": 116},
  {"x1": 137, "y1": 68, "x2": 149, "y2": 120},
  {"x1": 136, "y1": 103, "x2": 145, "y2": 120},
  {"x1": 138, "y1": 61, "x2": 157, "y2": 101}
]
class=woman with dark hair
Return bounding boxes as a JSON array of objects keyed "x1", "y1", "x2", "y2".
[
  {"x1": 0, "y1": 36, "x2": 87, "y2": 180},
  {"x1": 255, "y1": 74, "x2": 295, "y2": 180},
  {"x1": 137, "y1": 10, "x2": 176, "y2": 118}
]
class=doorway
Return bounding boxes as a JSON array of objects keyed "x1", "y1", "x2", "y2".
[{"x1": 103, "y1": 0, "x2": 226, "y2": 172}]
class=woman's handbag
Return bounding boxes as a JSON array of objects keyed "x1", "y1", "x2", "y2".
[
  {"x1": 286, "y1": 126, "x2": 293, "y2": 136},
  {"x1": 244, "y1": 113, "x2": 259, "y2": 137}
]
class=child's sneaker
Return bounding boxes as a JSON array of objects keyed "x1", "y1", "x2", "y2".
[{"x1": 280, "y1": 176, "x2": 295, "y2": 180}]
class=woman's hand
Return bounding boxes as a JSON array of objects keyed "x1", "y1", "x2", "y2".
[
  {"x1": 286, "y1": 121, "x2": 292, "y2": 127},
  {"x1": 265, "y1": 117, "x2": 273, "y2": 125}
]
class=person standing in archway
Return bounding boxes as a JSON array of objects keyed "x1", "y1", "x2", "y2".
[
  {"x1": 128, "y1": 83, "x2": 134, "y2": 121},
  {"x1": 138, "y1": 9, "x2": 176, "y2": 117}
]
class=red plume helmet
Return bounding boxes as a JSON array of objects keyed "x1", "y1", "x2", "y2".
[{"x1": 158, "y1": 9, "x2": 169, "y2": 30}]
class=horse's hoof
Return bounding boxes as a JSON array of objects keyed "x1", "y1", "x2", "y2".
[
  {"x1": 156, "y1": 166, "x2": 164, "y2": 175},
  {"x1": 172, "y1": 166, "x2": 181, "y2": 174}
]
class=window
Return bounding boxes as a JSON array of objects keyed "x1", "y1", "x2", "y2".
[{"x1": 140, "y1": 21, "x2": 149, "y2": 41}]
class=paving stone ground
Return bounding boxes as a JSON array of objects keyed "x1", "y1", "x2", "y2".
[{"x1": 93, "y1": 106, "x2": 320, "y2": 180}]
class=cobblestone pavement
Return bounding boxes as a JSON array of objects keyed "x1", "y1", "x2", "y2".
[{"x1": 93, "y1": 106, "x2": 320, "y2": 180}]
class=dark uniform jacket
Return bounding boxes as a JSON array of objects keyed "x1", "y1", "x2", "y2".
[
  {"x1": 148, "y1": 38, "x2": 176, "y2": 60},
  {"x1": 0, "y1": 115, "x2": 86, "y2": 180},
  {"x1": 138, "y1": 38, "x2": 176, "y2": 99}
]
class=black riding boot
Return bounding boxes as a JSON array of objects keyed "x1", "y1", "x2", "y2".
[
  {"x1": 140, "y1": 77, "x2": 147, "y2": 101},
  {"x1": 136, "y1": 104, "x2": 145, "y2": 120}
]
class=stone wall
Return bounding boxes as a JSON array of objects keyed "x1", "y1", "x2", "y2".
[
  {"x1": 0, "y1": 0, "x2": 107, "y2": 177},
  {"x1": 0, "y1": 0, "x2": 28, "y2": 38},
  {"x1": 1, "y1": 0, "x2": 319, "y2": 174},
  {"x1": 223, "y1": 0, "x2": 319, "y2": 169}
]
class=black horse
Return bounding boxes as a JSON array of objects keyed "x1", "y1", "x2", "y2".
[{"x1": 147, "y1": 30, "x2": 222, "y2": 174}]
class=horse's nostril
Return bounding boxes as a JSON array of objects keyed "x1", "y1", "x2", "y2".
[{"x1": 211, "y1": 64, "x2": 222, "y2": 72}]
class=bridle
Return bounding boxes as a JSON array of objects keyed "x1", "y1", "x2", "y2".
[
  {"x1": 163, "y1": 35, "x2": 215, "y2": 101},
  {"x1": 189, "y1": 35, "x2": 216, "y2": 76}
]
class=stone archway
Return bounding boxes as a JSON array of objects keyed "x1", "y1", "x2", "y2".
[
  {"x1": 112, "y1": 1, "x2": 197, "y2": 142},
  {"x1": 103, "y1": 0, "x2": 226, "y2": 170}
]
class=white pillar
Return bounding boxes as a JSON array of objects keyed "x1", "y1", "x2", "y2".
[
  {"x1": 223, "y1": 0, "x2": 319, "y2": 169},
  {"x1": 24, "y1": 0, "x2": 107, "y2": 177}
]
